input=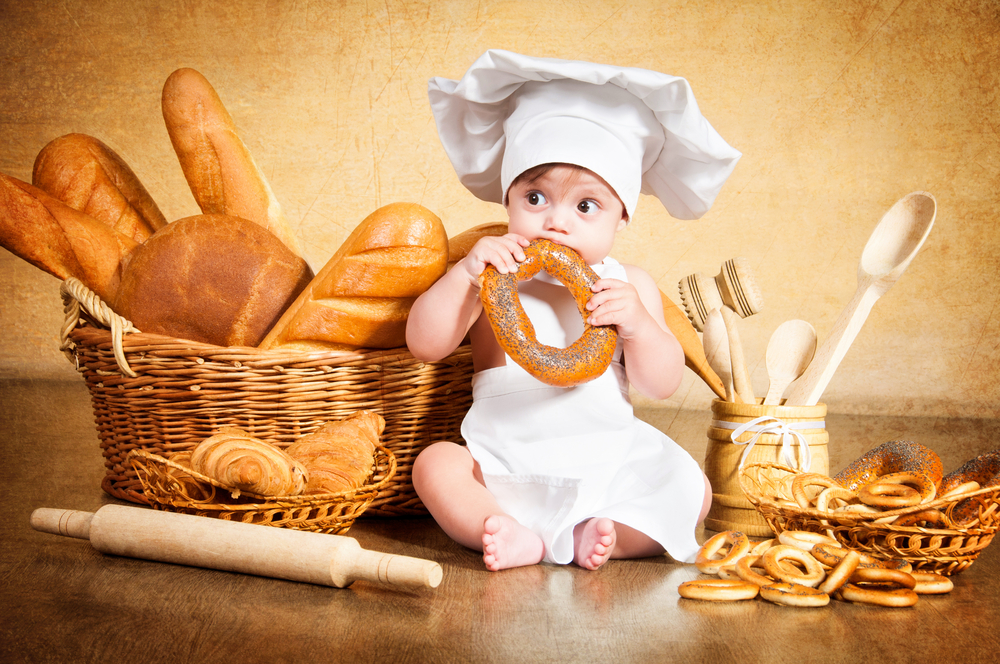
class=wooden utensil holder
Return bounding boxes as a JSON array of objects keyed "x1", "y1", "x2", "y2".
[{"x1": 703, "y1": 399, "x2": 829, "y2": 537}]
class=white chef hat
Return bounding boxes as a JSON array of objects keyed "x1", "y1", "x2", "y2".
[{"x1": 428, "y1": 49, "x2": 741, "y2": 220}]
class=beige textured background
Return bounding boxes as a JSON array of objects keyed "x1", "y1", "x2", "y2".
[{"x1": 1, "y1": 0, "x2": 997, "y2": 419}]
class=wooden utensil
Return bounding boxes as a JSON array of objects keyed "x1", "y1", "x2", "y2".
[
  {"x1": 784, "y1": 192, "x2": 937, "y2": 406},
  {"x1": 31, "y1": 505, "x2": 443, "y2": 590},
  {"x1": 720, "y1": 306, "x2": 755, "y2": 403},
  {"x1": 660, "y1": 289, "x2": 727, "y2": 399},
  {"x1": 763, "y1": 320, "x2": 817, "y2": 405},
  {"x1": 679, "y1": 258, "x2": 765, "y2": 332},
  {"x1": 703, "y1": 308, "x2": 741, "y2": 403}
]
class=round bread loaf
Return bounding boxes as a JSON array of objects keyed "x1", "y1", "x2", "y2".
[{"x1": 114, "y1": 214, "x2": 313, "y2": 347}]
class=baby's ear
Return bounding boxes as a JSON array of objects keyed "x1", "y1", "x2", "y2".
[{"x1": 616, "y1": 214, "x2": 628, "y2": 231}]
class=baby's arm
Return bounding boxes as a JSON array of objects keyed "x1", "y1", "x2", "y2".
[
  {"x1": 406, "y1": 233, "x2": 529, "y2": 362},
  {"x1": 586, "y1": 265, "x2": 684, "y2": 400}
]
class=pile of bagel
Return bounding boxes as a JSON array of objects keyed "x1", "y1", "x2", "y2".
[
  {"x1": 766, "y1": 440, "x2": 1000, "y2": 528},
  {"x1": 681, "y1": 441, "x2": 1000, "y2": 607},
  {"x1": 680, "y1": 529, "x2": 952, "y2": 607}
]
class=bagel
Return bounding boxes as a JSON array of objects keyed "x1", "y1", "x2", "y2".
[
  {"x1": 911, "y1": 572, "x2": 954, "y2": 595},
  {"x1": 817, "y1": 549, "x2": 861, "y2": 595},
  {"x1": 940, "y1": 450, "x2": 1000, "y2": 524},
  {"x1": 478, "y1": 239, "x2": 617, "y2": 387},
  {"x1": 858, "y1": 481, "x2": 922, "y2": 509},
  {"x1": 849, "y1": 567, "x2": 917, "y2": 590},
  {"x1": 814, "y1": 486, "x2": 858, "y2": 512},
  {"x1": 677, "y1": 578, "x2": 760, "y2": 601},
  {"x1": 695, "y1": 531, "x2": 751, "y2": 575},
  {"x1": 939, "y1": 449, "x2": 1000, "y2": 495},
  {"x1": 759, "y1": 582, "x2": 830, "y2": 607},
  {"x1": 892, "y1": 509, "x2": 953, "y2": 529},
  {"x1": 791, "y1": 473, "x2": 839, "y2": 508},
  {"x1": 833, "y1": 440, "x2": 943, "y2": 494},
  {"x1": 840, "y1": 583, "x2": 918, "y2": 608},
  {"x1": 735, "y1": 554, "x2": 773, "y2": 587},
  {"x1": 760, "y1": 545, "x2": 826, "y2": 588},
  {"x1": 810, "y1": 543, "x2": 909, "y2": 572},
  {"x1": 777, "y1": 530, "x2": 839, "y2": 552}
]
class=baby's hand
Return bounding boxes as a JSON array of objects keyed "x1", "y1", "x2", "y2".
[
  {"x1": 460, "y1": 233, "x2": 530, "y2": 287},
  {"x1": 585, "y1": 278, "x2": 656, "y2": 340}
]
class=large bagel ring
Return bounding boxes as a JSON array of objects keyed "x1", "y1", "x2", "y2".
[
  {"x1": 479, "y1": 239, "x2": 617, "y2": 387},
  {"x1": 695, "y1": 531, "x2": 751, "y2": 575},
  {"x1": 833, "y1": 440, "x2": 943, "y2": 493}
]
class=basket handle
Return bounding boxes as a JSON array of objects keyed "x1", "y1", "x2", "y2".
[{"x1": 60, "y1": 277, "x2": 140, "y2": 378}]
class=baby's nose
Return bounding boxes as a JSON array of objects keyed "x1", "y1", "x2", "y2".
[{"x1": 545, "y1": 208, "x2": 572, "y2": 231}]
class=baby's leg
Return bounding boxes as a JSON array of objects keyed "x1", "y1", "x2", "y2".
[
  {"x1": 412, "y1": 442, "x2": 543, "y2": 571},
  {"x1": 574, "y1": 520, "x2": 667, "y2": 570},
  {"x1": 574, "y1": 473, "x2": 713, "y2": 569}
]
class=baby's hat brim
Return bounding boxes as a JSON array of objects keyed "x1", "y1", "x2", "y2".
[{"x1": 428, "y1": 49, "x2": 741, "y2": 220}]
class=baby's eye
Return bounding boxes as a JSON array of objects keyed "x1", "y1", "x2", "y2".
[
  {"x1": 527, "y1": 191, "x2": 546, "y2": 206},
  {"x1": 577, "y1": 200, "x2": 600, "y2": 214}
]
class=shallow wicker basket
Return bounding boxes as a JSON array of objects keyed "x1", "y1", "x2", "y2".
[
  {"x1": 59, "y1": 278, "x2": 473, "y2": 516},
  {"x1": 740, "y1": 461, "x2": 1000, "y2": 575},
  {"x1": 128, "y1": 444, "x2": 395, "y2": 534}
]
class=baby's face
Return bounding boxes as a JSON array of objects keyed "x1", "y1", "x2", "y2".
[{"x1": 505, "y1": 165, "x2": 627, "y2": 266}]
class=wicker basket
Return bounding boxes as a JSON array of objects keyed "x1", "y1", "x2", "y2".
[
  {"x1": 59, "y1": 278, "x2": 473, "y2": 516},
  {"x1": 128, "y1": 444, "x2": 395, "y2": 534},
  {"x1": 740, "y1": 461, "x2": 1000, "y2": 575}
]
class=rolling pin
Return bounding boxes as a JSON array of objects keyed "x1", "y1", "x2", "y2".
[{"x1": 31, "y1": 505, "x2": 443, "y2": 590}]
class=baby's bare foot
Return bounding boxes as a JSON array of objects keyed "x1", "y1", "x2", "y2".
[
  {"x1": 573, "y1": 517, "x2": 617, "y2": 570},
  {"x1": 482, "y1": 515, "x2": 544, "y2": 571}
]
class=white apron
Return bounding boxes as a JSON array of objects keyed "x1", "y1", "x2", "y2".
[{"x1": 461, "y1": 258, "x2": 704, "y2": 564}]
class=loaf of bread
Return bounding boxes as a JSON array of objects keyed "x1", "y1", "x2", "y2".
[
  {"x1": 113, "y1": 214, "x2": 313, "y2": 347},
  {"x1": 32, "y1": 133, "x2": 168, "y2": 243},
  {"x1": 190, "y1": 428, "x2": 308, "y2": 497},
  {"x1": 285, "y1": 411, "x2": 385, "y2": 494},
  {"x1": 0, "y1": 172, "x2": 138, "y2": 303},
  {"x1": 161, "y1": 67, "x2": 302, "y2": 257},
  {"x1": 447, "y1": 221, "x2": 508, "y2": 270},
  {"x1": 258, "y1": 203, "x2": 448, "y2": 351}
]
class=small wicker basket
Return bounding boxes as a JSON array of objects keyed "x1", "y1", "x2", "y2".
[
  {"x1": 740, "y1": 461, "x2": 1000, "y2": 575},
  {"x1": 59, "y1": 278, "x2": 473, "y2": 516},
  {"x1": 128, "y1": 444, "x2": 395, "y2": 534}
]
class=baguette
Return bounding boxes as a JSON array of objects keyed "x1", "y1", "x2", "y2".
[
  {"x1": 113, "y1": 214, "x2": 313, "y2": 347},
  {"x1": 32, "y1": 133, "x2": 167, "y2": 243},
  {"x1": 161, "y1": 67, "x2": 302, "y2": 257},
  {"x1": 0, "y1": 172, "x2": 137, "y2": 303},
  {"x1": 259, "y1": 203, "x2": 448, "y2": 351}
]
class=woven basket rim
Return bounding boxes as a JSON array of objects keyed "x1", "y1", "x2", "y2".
[
  {"x1": 128, "y1": 444, "x2": 397, "y2": 508},
  {"x1": 740, "y1": 461, "x2": 1000, "y2": 533}
]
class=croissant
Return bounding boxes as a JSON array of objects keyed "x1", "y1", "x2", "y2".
[
  {"x1": 190, "y1": 428, "x2": 308, "y2": 496},
  {"x1": 285, "y1": 411, "x2": 385, "y2": 494}
]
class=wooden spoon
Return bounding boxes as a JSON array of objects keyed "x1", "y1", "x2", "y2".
[
  {"x1": 784, "y1": 192, "x2": 937, "y2": 406},
  {"x1": 763, "y1": 320, "x2": 817, "y2": 405},
  {"x1": 721, "y1": 306, "x2": 755, "y2": 403},
  {"x1": 703, "y1": 308, "x2": 740, "y2": 402},
  {"x1": 660, "y1": 290, "x2": 727, "y2": 400}
]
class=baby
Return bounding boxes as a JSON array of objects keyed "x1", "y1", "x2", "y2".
[{"x1": 406, "y1": 50, "x2": 741, "y2": 571}]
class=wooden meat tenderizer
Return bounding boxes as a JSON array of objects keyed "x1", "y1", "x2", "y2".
[
  {"x1": 31, "y1": 505, "x2": 442, "y2": 591},
  {"x1": 678, "y1": 257, "x2": 764, "y2": 332}
]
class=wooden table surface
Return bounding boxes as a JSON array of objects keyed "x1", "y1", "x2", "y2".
[{"x1": 3, "y1": 379, "x2": 999, "y2": 664}]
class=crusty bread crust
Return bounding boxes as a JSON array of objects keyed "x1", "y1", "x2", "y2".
[
  {"x1": 162, "y1": 68, "x2": 302, "y2": 257},
  {"x1": 113, "y1": 214, "x2": 313, "y2": 347},
  {"x1": 32, "y1": 133, "x2": 167, "y2": 243},
  {"x1": 259, "y1": 203, "x2": 448, "y2": 351}
]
